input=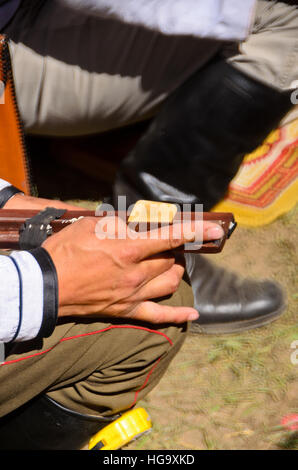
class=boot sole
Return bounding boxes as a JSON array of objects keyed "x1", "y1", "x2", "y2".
[{"x1": 189, "y1": 303, "x2": 286, "y2": 335}]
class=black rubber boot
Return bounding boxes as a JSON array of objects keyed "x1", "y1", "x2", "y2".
[
  {"x1": 0, "y1": 394, "x2": 117, "y2": 450},
  {"x1": 113, "y1": 57, "x2": 292, "y2": 334}
]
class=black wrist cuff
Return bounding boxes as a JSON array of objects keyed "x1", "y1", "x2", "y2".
[
  {"x1": 29, "y1": 247, "x2": 59, "y2": 339},
  {"x1": 0, "y1": 185, "x2": 23, "y2": 208}
]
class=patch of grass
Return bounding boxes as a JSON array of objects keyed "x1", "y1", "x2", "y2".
[{"x1": 277, "y1": 431, "x2": 298, "y2": 450}]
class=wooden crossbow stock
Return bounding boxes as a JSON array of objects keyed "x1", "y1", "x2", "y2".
[{"x1": 0, "y1": 201, "x2": 237, "y2": 254}]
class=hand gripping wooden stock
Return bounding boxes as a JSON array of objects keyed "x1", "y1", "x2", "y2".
[
  {"x1": 0, "y1": 207, "x2": 237, "y2": 253},
  {"x1": 0, "y1": 34, "x2": 33, "y2": 195}
]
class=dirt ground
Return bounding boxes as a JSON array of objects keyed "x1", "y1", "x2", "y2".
[
  {"x1": 128, "y1": 205, "x2": 298, "y2": 451},
  {"x1": 28, "y1": 137, "x2": 297, "y2": 451}
]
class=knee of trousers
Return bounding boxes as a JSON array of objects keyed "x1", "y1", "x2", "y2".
[
  {"x1": 228, "y1": 0, "x2": 298, "y2": 91},
  {"x1": 0, "y1": 318, "x2": 189, "y2": 418},
  {"x1": 46, "y1": 319, "x2": 189, "y2": 417},
  {"x1": 46, "y1": 281, "x2": 193, "y2": 416},
  {"x1": 0, "y1": 280, "x2": 192, "y2": 417}
]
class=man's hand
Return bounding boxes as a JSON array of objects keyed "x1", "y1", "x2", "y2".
[{"x1": 43, "y1": 215, "x2": 224, "y2": 324}]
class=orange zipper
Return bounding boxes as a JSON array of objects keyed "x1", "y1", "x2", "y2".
[{"x1": 0, "y1": 34, "x2": 33, "y2": 195}]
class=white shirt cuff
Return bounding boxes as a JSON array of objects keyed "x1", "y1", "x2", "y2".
[
  {"x1": 0, "y1": 178, "x2": 11, "y2": 192},
  {"x1": 0, "y1": 251, "x2": 44, "y2": 343}
]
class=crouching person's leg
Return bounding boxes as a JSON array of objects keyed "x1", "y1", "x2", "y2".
[{"x1": 0, "y1": 280, "x2": 192, "y2": 450}]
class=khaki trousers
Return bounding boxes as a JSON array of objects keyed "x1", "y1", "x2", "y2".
[
  {"x1": 3, "y1": 0, "x2": 298, "y2": 137},
  {"x1": 0, "y1": 278, "x2": 192, "y2": 418}
]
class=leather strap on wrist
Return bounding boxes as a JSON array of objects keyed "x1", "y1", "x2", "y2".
[
  {"x1": 29, "y1": 247, "x2": 59, "y2": 339},
  {"x1": 0, "y1": 185, "x2": 22, "y2": 208}
]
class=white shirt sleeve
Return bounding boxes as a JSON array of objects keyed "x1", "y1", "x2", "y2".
[
  {"x1": 61, "y1": 0, "x2": 257, "y2": 41},
  {"x1": 0, "y1": 251, "x2": 44, "y2": 343},
  {"x1": 0, "y1": 178, "x2": 11, "y2": 192}
]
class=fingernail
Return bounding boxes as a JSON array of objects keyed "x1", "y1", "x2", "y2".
[
  {"x1": 207, "y1": 226, "x2": 224, "y2": 240},
  {"x1": 188, "y1": 311, "x2": 199, "y2": 321}
]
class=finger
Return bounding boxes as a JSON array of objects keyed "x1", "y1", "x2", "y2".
[
  {"x1": 136, "y1": 253, "x2": 176, "y2": 284},
  {"x1": 171, "y1": 220, "x2": 225, "y2": 242},
  {"x1": 129, "y1": 221, "x2": 225, "y2": 261},
  {"x1": 201, "y1": 221, "x2": 225, "y2": 241},
  {"x1": 131, "y1": 301, "x2": 199, "y2": 324},
  {"x1": 122, "y1": 256, "x2": 176, "y2": 293},
  {"x1": 136, "y1": 263, "x2": 185, "y2": 300},
  {"x1": 125, "y1": 224, "x2": 186, "y2": 261},
  {"x1": 94, "y1": 216, "x2": 224, "y2": 262}
]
